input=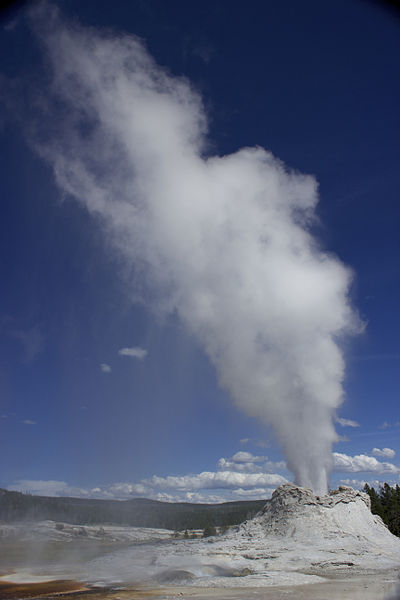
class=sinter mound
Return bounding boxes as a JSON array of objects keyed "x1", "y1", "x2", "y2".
[
  {"x1": 132, "y1": 483, "x2": 400, "y2": 589},
  {"x1": 74, "y1": 483, "x2": 400, "y2": 589},
  {"x1": 232, "y1": 483, "x2": 400, "y2": 571}
]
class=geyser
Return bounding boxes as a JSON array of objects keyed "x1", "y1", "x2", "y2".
[{"x1": 28, "y1": 5, "x2": 360, "y2": 494}]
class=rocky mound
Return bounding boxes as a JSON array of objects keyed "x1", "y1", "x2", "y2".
[
  {"x1": 78, "y1": 484, "x2": 400, "y2": 589},
  {"x1": 231, "y1": 483, "x2": 400, "y2": 571}
]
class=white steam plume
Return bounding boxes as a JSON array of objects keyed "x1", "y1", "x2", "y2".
[{"x1": 29, "y1": 7, "x2": 360, "y2": 495}]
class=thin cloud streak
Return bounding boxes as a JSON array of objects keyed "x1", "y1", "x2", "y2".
[
  {"x1": 336, "y1": 417, "x2": 360, "y2": 428},
  {"x1": 118, "y1": 347, "x2": 148, "y2": 360}
]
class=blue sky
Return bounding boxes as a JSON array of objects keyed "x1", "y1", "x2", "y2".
[{"x1": 0, "y1": 0, "x2": 399, "y2": 502}]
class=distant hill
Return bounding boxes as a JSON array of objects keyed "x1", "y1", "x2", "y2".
[{"x1": 0, "y1": 488, "x2": 266, "y2": 530}]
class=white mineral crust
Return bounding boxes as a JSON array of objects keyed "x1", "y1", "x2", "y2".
[
  {"x1": 9, "y1": 484, "x2": 399, "y2": 589},
  {"x1": 121, "y1": 483, "x2": 400, "y2": 588}
]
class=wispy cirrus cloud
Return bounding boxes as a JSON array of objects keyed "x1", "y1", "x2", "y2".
[
  {"x1": 12, "y1": 326, "x2": 45, "y2": 364},
  {"x1": 336, "y1": 417, "x2": 360, "y2": 428},
  {"x1": 118, "y1": 347, "x2": 148, "y2": 360},
  {"x1": 378, "y1": 421, "x2": 400, "y2": 430},
  {"x1": 238, "y1": 438, "x2": 269, "y2": 448},
  {"x1": 0, "y1": 316, "x2": 45, "y2": 364}
]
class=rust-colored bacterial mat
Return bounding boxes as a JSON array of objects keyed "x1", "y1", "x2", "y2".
[{"x1": 0, "y1": 579, "x2": 89, "y2": 599}]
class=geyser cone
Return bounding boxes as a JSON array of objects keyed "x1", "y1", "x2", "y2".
[
  {"x1": 73, "y1": 484, "x2": 400, "y2": 589},
  {"x1": 238, "y1": 483, "x2": 400, "y2": 560}
]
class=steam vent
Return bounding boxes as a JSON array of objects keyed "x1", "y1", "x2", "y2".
[{"x1": 143, "y1": 483, "x2": 400, "y2": 588}]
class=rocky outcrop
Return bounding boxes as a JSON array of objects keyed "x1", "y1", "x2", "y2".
[
  {"x1": 238, "y1": 483, "x2": 397, "y2": 550},
  {"x1": 261, "y1": 482, "x2": 371, "y2": 514}
]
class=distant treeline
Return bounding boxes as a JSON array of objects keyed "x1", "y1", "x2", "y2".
[
  {"x1": 0, "y1": 489, "x2": 266, "y2": 530},
  {"x1": 364, "y1": 483, "x2": 400, "y2": 537}
]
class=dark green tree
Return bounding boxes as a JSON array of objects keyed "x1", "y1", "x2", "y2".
[{"x1": 363, "y1": 483, "x2": 400, "y2": 537}]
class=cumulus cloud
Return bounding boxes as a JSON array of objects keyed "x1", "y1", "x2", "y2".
[
  {"x1": 102, "y1": 470, "x2": 287, "y2": 500},
  {"x1": 217, "y1": 451, "x2": 286, "y2": 474},
  {"x1": 26, "y1": 5, "x2": 361, "y2": 494},
  {"x1": 335, "y1": 417, "x2": 360, "y2": 428},
  {"x1": 14, "y1": 450, "x2": 399, "y2": 503},
  {"x1": 22, "y1": 419, "x2": 37, "y2": 425},
  {"x1": 231, "y1": 451, "x2": 265, "y2": 463},
  {"x1": 100, "y1": 362, "x2": 112, "y2": 373},
  {"x1": 118, "y1": 347, "x2": 148, "y2": 360},
  {"x1": 217, "y1": 458, "x2": 263, "y2": 473},
  {"x1": 146, "y1": 471, "x2": 287, "y2": 491},
  {"x1": 116, "y1": 485, "x2": 273, "y2": 503},
  {"x1": 105, "y1": 482, "x2": 145, "y2": 497},
  {"x1": 155, "y1": 491, "x2": 230, "y2": 503},
  {"x1": 372, "y1": 447, "x2": 395, "y2": 459},
  {"x1": 333, "y1": 452, "x2": 399, "y2": 474},
  {"x1": 8, "y1": 468, "x2": 285, "y2": 502}
]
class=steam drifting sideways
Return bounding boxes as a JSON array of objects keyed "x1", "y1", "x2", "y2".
[{"x1": 30, "y1": 7, "x2": 361, "y2": 496}]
